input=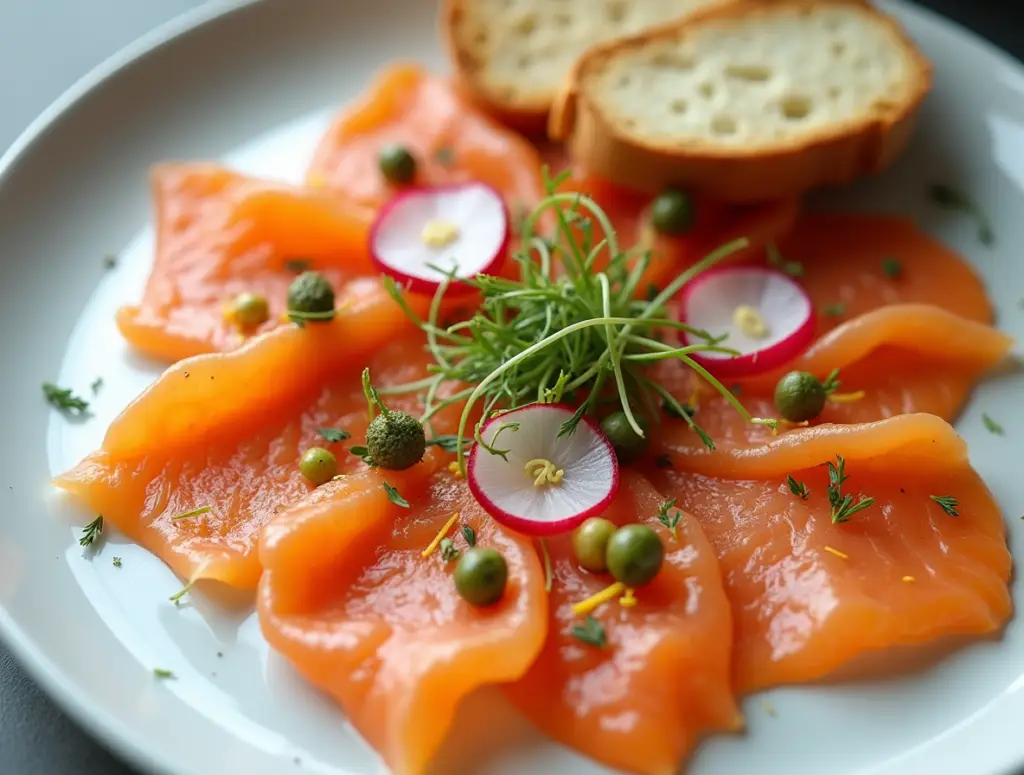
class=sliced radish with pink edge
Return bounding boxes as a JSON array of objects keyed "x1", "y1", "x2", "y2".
[
  {"x1": 467, "y1": 404, "x2": 619, "y2": 537},
  {"x1": 678, "y1": 265, "x2": 815, "y2": 379},
  {"x1": 369, "y1": 182, "x2": 510, "y2": 295}
]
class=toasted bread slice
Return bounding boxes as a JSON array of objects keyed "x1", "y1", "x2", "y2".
[
  {"x1": 442, "y1": 0, "x2": 731, "y2": 131},
  {"x1": 551, "y1": 0, "x2": 933, "y2": 202}
]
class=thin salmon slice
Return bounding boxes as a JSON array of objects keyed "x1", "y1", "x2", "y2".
[
  {"x1": 783, "y1": 212, "x2": 994, "y2": 326},
  {"x1": 258, "y1": 469, "x2": 547, "y2": 775},
  {"x1": 117, "y1": 163, "x2": 378, "y2": 361},
  {"x1": 649, "y1": 414, "x2": 1011, "y2": 692},
  {"x1": 506, "y1": 471, "x2": 738, "y2": 775},
  {"x1": 653, "y1": 304, "x2": 1013, "y2": 458},
  {"x1": 55, "y1": 338, "x2": 451, "y2": 590},
  {"x1": 308, "y1": 63, "x2": 545, "y2": 212}
]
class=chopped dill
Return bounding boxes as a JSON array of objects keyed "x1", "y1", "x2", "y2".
[
  {"x1": 930, "y1": 495, "x2": 960, "y2": 517},
  {"x1": 425, "y1": 435, "x2": 468, "y2": 453},
  {"x1": 90, "y1": 377, "x2": 104, "y2": 394},
  {"x1": 43, "y1": 383, "x2": 89, "y2": 415},
  {"x1": 657, "y1": 499, "x2": 683, "y2": 539},
  {"x1": 380, "y1": 168, "x2": 777, "y2": 471},
  {"x1": 112, "y1": 556, "x2": 122, "y2": 568},
  {"x1": 826, "y1": 455, "x2": 875, "y2": 524},
  {"x1": 461, "y1": 525, "x2": 476, "y2": 547},
  {"x1": 787, "y1": 475, "x2": 810, "y2": 500},
  {"x1": 79, "y1": 516, "x2": 104, "y2": 548},
  {"x1": 153, "y1": 668, "x2": 175, "y2": 679},
  {"x1": 982, "y1": 413, "x2": 1004, "y2": 436},
  {"x1": 881, "y1": 257, "x2": 902, "y2": 278}
]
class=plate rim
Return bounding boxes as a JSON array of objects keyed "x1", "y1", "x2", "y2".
[{"x1": 2, "y1": 1, "x2": 1023, "y2": 774}]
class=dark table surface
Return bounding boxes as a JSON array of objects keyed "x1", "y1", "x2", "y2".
[{"x1": 2, "y1": 0, "x2": 1023, "y2": 772}]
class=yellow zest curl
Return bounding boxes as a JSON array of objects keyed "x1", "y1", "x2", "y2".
[
  {"x1": 828, "y1": 390, "x2": 867, "y2": 404},
  {"x1": 619, "y1": 588, "x2": 638, "y2": 608},
  {"x1": 823, "y1": 545, "x2": 849, "y2": 560},
  {"x1": 526, "y1": 459, "x2": 564, "y2": 487},
  {"x1": 572, "y1": 582, "x2": 626, "y2": 617},
  {"x1": 422, "y1": 512, "x2": 460, "y2": 558}
]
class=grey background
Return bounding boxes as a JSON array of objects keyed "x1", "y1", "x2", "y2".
[{"x1": 0, "y1": 0, "x2": 1020, "y2": 773}]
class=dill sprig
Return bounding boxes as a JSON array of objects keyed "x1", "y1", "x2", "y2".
[
  {"x1": 826, "y1": 455, "x2": 875, "y2": 523},
  {"x1": 382, "y1": 169, "x2": 777, "y2": 470},
  {"x1": 79, "y1": 516, "x2": 104, "y2": 547}
]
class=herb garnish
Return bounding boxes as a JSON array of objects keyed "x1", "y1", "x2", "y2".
[
  {"x1": 461, "y1": 525, "x2": 476, "y2": 547},
  {"x1": 787, "y1": 475, "x2": 810, "y2": 500},
  {"x1": 439, "y1": 538, "x2": 460, "y2": 563},
  {"x1": 929, "y1": 183, "x2": 994, "y2": 246},
  {"x1": 317, "y1": 428, "x2": 351, "y2": 443},
  {"x1": 284, "y1": 258, "x2": 310, "y2": 274},
  {"x1": 826, "y1": 455, "x2": 875, "y2": 523},
  {"x1": 930, "y1": 495, "x2": 960, "y2": 517},
  {"x1": 79, "y1": 516, "x2": 104, "y2": 547},
  {"x1": 657, "y1": 499, "x2": 683, "y2": 539},
  {"x1": 91, "y1": 377, "x2": 104, "y2": 394},
  {"x1": 103, "y1": 254, "x2": 118, "y2": 269},
  {"x1": 881, "y1": 257, "x2": 902, "y2": 278},
  {"x1": 570, "y1": 615, "x2": 607, "y2": 648},
  {"x1": 766, "y1": 242, "x2": 804, "y2": 278},
  {"x1": 823, "y1": 302, "x2": 846, "y2": 318},
  {"x1": 153, "y1": 668, "x2": 175, "y2": 679},
  {"x1": 170, "y1": 505, "x2": 212, "y2": 522},
  {"x1": 112, "y1": 557, "x2": 122, "y2": 568},
  {"x1": 381, "y1": 168, "x2": 778, "y2": 471},
  {"x1": 982, "y1": 413, "x2": 1004, "y2": 436},
  {"x1": 350, "y1": 444, "x2": 374, "y2": 462},
  {"x1": 43, "y1": 383, "x2": 89, "y2": 415},
  {"x1": 383, "y1": 481, "x2": 410, "y2": 508}
]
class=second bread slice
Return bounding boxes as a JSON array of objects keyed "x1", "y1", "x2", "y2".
[{"x1": 550, "y1": 0, "x2": 933, "y2": 202}]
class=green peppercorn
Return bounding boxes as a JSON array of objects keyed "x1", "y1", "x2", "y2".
[
  {"x1": 650, "y1": 189, "x2": 694, "y2": 235},
  {"x1": 378, "y1": 144, "x2": 417, "y2": 185},
  {"x1": 774, "y1": 371, "x2": 827, "y2": 423}
]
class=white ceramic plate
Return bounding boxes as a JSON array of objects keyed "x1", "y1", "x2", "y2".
[{"x1": 2, "y1": 1, "x2": 1023, "y2": 774}]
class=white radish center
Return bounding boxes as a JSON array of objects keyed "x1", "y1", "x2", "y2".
[
  {"x1": 473, "y1": 406, "x2": 615, "y2": 526},
  {"x1": 373, "y1": 183, "x2": 507, "y2": 282},
  {"x1": 685, "y1": 269, "x2": 811, "y2": 359}
]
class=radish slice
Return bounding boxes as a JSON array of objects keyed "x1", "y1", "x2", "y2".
[
  {"x1": 467, "y1": 404, "x2": 619, "y2": 537},
  {"x1": 678, "y1": 266, "x2": 815, "y2": 378},
  {"x1": 369, "y1": 182, "x2": 510, "y2": 295}
]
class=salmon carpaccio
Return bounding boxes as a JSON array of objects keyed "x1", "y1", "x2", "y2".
[
  {"x1": 258, "y1": 469, "x2": 547, "y2": 775},
  {"x1": 506, "y1": 471, "x2": 738, "y2": 775},
  {"x1": 649, "y1": 414, "x2": 1011, "y2": 692},
  {"x1": 117, "y1": 164, "x2": 378, "y2": 361},
  {"x1": 55, "y1": 336, "x2": 454, "y2": 589}
]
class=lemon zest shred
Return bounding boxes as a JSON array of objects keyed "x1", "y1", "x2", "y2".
[
  {"x1": 572, "y1": 582, "x2": 626, "y2": 617},
  {"x1": 525, "y1": 458, "x2": 564, "y2": 487},
  {"x1": 772, "y1": 419, "x2": 810, "y2": 437},
  {"x1": 422, "y1": 512, "x2": 460, "y2": 558},
  {"x1": 828, "y1": 390, "x2": 866, "y2": 404},
  {"x1": 823, "y1": 545, "x2": 849, "y2": 560},
  {"x1": 447, "y1": 461, "x2": 463, "y2": 479},
  {"x1": 732, "y1": 304, "x2": 771, "y2": 339},
  {"x1": 619, "y1": 588, "x2": 638, "y2": 608},
  {"x1": 902, "y1": 575, "x2": 916, "y2": 583}
]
